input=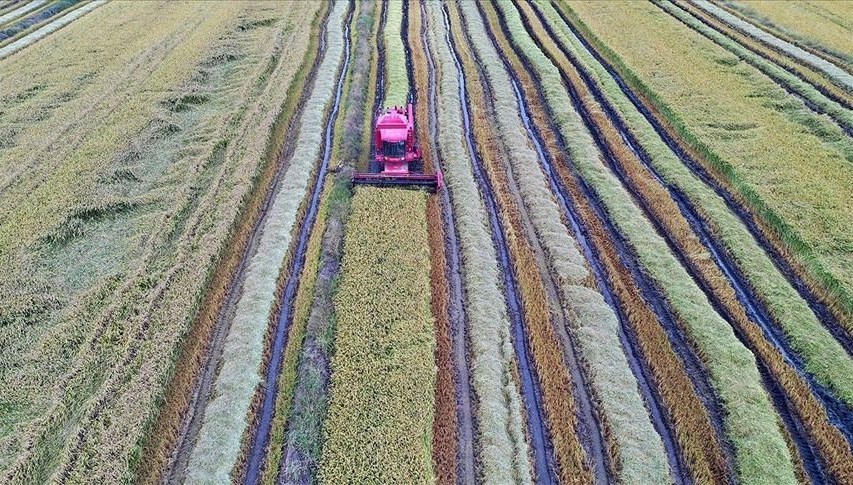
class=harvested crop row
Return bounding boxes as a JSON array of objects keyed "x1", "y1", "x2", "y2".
[
  {"x1": 461, "y1": 2, "x2": 676, "y2": 483},
  {"x1": 183, "y1": 2, "x2": 349, "y2": 481},
  {"x1": 711, "y1": 0, "x2": 853, "y2": 72},
  {"x1": 447, "y1": 2, "x2": 595, "y2": 481},
  {"x1": 477, "y1": 1, "x2": 731, "y2": 483},
  {"x1": 259, "y1": 2, "x2": 376, "y2": 483},
  {"x1": 659, "y1": 0, "x2": 853, "y2": 134},
  {"x1": 561, "y1": 0, "x2": 853, "y2": 324},
  {"x1": 0, "y1": 0, "x2": 47, "y2": 28},
  {"x1": 690, "y1": 0, "x2": 853, "y2": 94},
  {"x1": 138, "y1": 3, "x2": 329, "y2": 483},
  {"x1": 0, "y1": 0, "x2": 85, "y2": 46},
  {"x1": 0, "y1": 0, "x2": 102, "y2": 60},
  {"x1": 382, "y1": 0, "x2": 407, "y2": 107},
  {"x1": 495, "y1": 1, "x2": 799, "y2": 483},
  {"x1": 1, "y1": 2, "x2": 308, "y2": 482},
  {"x1": 425, "y1": 2, "x2": 532, "y2": 482},
  {"x1": 317, "y1": 188, "x2": 435, "y2": 483},
  {"x1": 525, "y1": 2, "x2": 853, "y2": 481},
  {"x1": 536, "y1": 0, "x2": 853, "y2": 409},
  {"x1": 406, "y1": 3, "x2": 458, "y2": 483}
]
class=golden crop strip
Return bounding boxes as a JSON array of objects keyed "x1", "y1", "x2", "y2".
[
  {"x1": 564, "y1": 0, "x2": 853, "y2": 321},
  {"x1": 382, "y1": 0, "x2": 408, "y2": 107},
  {"x1": 318, "y1": 188, "x2": 435, "y2": 483}
]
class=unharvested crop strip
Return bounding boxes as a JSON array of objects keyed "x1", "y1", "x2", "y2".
[
  {"x1": 407, "y1": 2, "x2": 461, "y2": 483},
  {"x1": 554, "y1": 0, "x2": 853, "y2": 333},
  {"x1": 425, "y1": 2, "x2": 532, "y2": 481},
  {"x1": 523, "y1": 2, "x2": 853, "y2": 482},
  {"x1": 477, "y1": 1, "x2": 729, "y2": 482},
  {"x1": 495, "y1": 0, "x2": 801, "y2": 482}
]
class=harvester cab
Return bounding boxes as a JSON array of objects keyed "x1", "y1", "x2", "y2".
[{"x1": 352, "y1": 103, "x2": 443, "y2": 191}]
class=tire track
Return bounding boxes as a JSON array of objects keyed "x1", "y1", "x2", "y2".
[{"x1": 242, "y1": 4, "x2": 352, "y2": 483}]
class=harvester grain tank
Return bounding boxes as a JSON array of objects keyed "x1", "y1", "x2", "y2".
[{"x1": 352, "y1": 103, "x2": 443, "y2": 191}]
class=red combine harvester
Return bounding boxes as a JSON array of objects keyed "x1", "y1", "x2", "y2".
[{"x1": 352, "y1": 103, "x2": 442, "y2": 191}]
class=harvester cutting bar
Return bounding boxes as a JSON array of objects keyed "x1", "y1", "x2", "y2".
[{"x1": 352, "y1": 170, "x2": 442, "y2": 191}]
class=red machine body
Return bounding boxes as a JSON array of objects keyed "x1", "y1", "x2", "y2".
[{"x1": 352, "y1": 103, "x2": 442, "y2": 191}]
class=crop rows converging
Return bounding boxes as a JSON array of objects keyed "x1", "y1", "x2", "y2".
[{"x1": 0, "y1": 1, "x2": 851, "y2": 484}]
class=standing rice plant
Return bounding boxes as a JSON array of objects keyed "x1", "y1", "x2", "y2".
[
  {"x1": 458, "y1": 2, "x2": 669, "y2": 483},
  {"x1": 426, "y1": 2, "x2": 532, "y2": 482},
  {"x1": 317, "y1": 188, "x2": 435, "y2": 483},
  {"x1": 184, "y1": 2, "x2": 350, "y2": 481},
  {"x1": 495, "y1": 0, "x2": 798, "y2": 483}
]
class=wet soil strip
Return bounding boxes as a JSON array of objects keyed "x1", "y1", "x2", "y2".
[
  {"x1": 161, "y1": 6, "x2": 334, "y2": 483},
  {"x1": 242, "y1": 5, "x2": 353, "y2": 483},
  {"x1": 419, "y1": 3, "x2": 477, "y2": 481},
  {"x1": 440, "y1": 4, "x2": 557, "y2": 482},
  {"x1": 549, "y1": 0, "x2": 851, "y2": 346}
]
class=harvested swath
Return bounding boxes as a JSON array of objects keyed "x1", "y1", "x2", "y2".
[
  {"x1": 317, "y1": 188, "x2": 435, "y2": 483},
  {"x1": 526, "y1": 2, "x2": 853, "y2": 482},
  {"x1": 382, "y1": 0, "x2": 407, "y2": 106},
  {"x1": 0, "y1": 0, "x2": 83, "y2": 45},
  {"x1": 690, "y1": 0, "x2": 853, "y2": 94},
  {"x1": 495, "y1": 1, "x2": 799, "y2": 482},
  {"x1": 407, "y1": 3, "x2": 457, "y2": 483},
  {"x1": 561, "y1": 0, "x2": 853, "y2": 325},
  {"x1": 712, "y1": 0, "x2": 853, "y2": 71},
  {"x1": 478, "y1": 1, "x2": 730, "y2": 483},
  {"x1": 425, "y1": 2, "x2": 532, "y2": 482},
  {"x1": 537, "y1": 0, "x2": 853, "y2": 409},
  {"x1": 659, "y1": 0, "x2": 853, "y2": 134},
  {"x1": 0, "y1": 0, "x2": 102, "y2": 60},
  {"x1": 460, "y1": 2, "x2": 677, "y2": 483},
  {"x1": 182, "y1": 2, "x2": 349, "y2": 481},
  {"x1": 0, "y1": 3, "x2": 301, "y2": 482},
  {"x1": 447, "y1": 2, "x2": 597, "y2": 482},
  {"x1": 0, "y1": 0, "x2": 47, "y2": 27},
  {"x1": 137, "y1": 3, "x2": 327, "y2": 483}
]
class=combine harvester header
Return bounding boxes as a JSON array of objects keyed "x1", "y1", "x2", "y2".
[{"x1": 352, "y1": 103, "x2": 443, "y2": 191}]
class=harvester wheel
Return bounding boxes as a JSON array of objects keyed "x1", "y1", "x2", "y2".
[
  {"x1": 409, "y1": 160, "x2": 424, "y2": 173},
  {"x1": 368, "y1": 160, "x2": 382, "y2": 173}
]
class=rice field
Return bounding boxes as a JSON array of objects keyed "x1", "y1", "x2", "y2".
[{"x1": 1, "y1": 1, "x2": 851, "y2": 484}]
